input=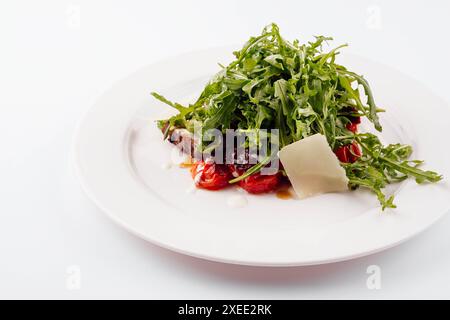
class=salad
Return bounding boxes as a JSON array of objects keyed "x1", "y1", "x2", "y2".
[{"x1": 151, "y1": 23, "x2": 442, "y2": 209}]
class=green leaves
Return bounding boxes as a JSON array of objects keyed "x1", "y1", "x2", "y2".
[
  {"x1": 151, "y1": 23, "x2": 442, "y2": 209},
  {"x1": 203, "y1": 91, "x2": 237, "y2": 131},
  {"x1": 339, "y1": 70, "x2": 382, "y2": 131},
  {"x1": 151, "y1": 92, "x2": 187, "y2": 112},
  {"x1": 274, "y1": 79, "x2": 289, "y2": 115},
  {"x1": 274, "y1": 79, "x2": 296, "y2": 146},
  {"x1": 264, "y1": 54, "x2": 285, "y2": 70},
  {"x1": 344, "y1": 133, "x2": 443, "y2": 209}
]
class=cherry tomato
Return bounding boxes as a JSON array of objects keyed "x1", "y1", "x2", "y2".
[
  {"x1": 334, "y1": 141, "x2": 362, "y2": 163},
  {"x1": 334, "y1": 145, "x2": 348, "y2": 163},
  {"x1": 346, "y1": 121, "x2": 358, "y2": 133},
  {"x1": 190, "y1": 161, "x2": 232, "y2": 190},
  {"x1": 228, "y1": 164, "x2": 281, "y2": 194},
  {"x1": 240, "y1": 173, "x2": 281, "y2": 194}
]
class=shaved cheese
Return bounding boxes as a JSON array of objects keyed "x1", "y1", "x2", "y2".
[{"x1": 279, "y1": 134, "x2": 349, "y2": 199}]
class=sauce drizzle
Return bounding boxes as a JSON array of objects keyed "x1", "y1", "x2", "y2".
[
  {"x1": 276, "y1": 188, "x2": 293, "y2": 200},
  {"x1": 179, "y1": 156, "x2": 193, "y2": 168}
]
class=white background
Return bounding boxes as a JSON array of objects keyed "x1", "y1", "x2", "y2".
[{"x1": 1, "y1": 0, "x2": 450, "y2": 299}]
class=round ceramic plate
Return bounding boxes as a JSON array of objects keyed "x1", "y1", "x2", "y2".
[{"x1": 73, "y1": 47, "x2": 450, "y2": 266}]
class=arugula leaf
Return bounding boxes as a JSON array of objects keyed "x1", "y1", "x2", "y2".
[{"x1": 151, "y1": 92, "x2": 187, "y2": 112}]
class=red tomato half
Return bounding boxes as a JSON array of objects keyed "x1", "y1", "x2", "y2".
[
  {"x1": 228, "y1": 164, "x2": 281, "y2": 194},
  {"x1": 239, "y1": 173, "x2": 281, "y2": 194},
  {"x1": 346, "y1": 122, "x2": 358, "y2": 133},
  {"x1": 334, "y1": 141, "x2": 362, "y2": 163},
  {"x1": 190, "y1": 161, "x2": 232, "y2": 190}
]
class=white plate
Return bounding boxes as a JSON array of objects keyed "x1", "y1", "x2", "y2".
[{"x1": 73, "y1": 47, "x2": 450, "y2": 266}]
